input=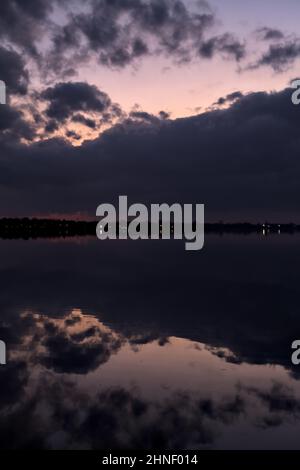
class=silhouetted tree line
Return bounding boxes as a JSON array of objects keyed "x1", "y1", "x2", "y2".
[
  {"x1": 0, "y1": 219, "x2": 96, "y2": 239},
  {"x1": 0, "y1": 219, "x2": 299, "y2": 240}
]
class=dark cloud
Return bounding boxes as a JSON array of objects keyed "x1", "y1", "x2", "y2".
[
  {"x1": 66, "y1": 129, "x2": 82, "y2": 140},
  {"x1": 41, "y1": 82, "x2": 112, "y2": 121},
  {"x1": 71, "y1": 114, "x2": 97, "y2": 129},
  {"x1": 244, "y1": 383, "x2": 300, "y2": 429},
  {"x1": 199, "y1": 33, "x2": 246, "y2": 61},
  {"x1": 44, "y1": 119, "x2": 59, "y2": 134},
  {"x1": 128, "y1": 110, "x2": 171, "y2": 125},
  {"x1": 0, "y1": 0, "x2": 248, "y2": 84},
  {"x1": 0, "y1": 106, "x2": 22, "y2": 132},
  {"x1": 256, "y1": 27, "x2": 285, "y2": 42},
  {"x1": 251, "y1": 40, "x2": 300, "y2": 72},
  {"x1": 247, "y1": 383, "x2": 300, "y2": 415},
  {"x1": 159, "y1": 110, "x2": 170, "y2": 120},
  {"x1": 1, "y1": 0, "x2": 295, "y2": 80},
  {"x1": 39, "y1": 329, "x2": 121, "y2": 374},
  {"x1": 0, "y1": 104, "x2": 35, "y2": 141},
  {"x1": 129, "y1": 110, "x2": 162, "y2": 123},
  {"x1": 0, "y1": 46, "x2": 29, "y2": 96},
  {"x1": 214, "y1": 91, "x2": 243, "y2": 106},
  {"x1": 1, "y1": 84, "x2": 299, "y2": 220},
  {"x1": 21, "y1": 312, "x2": 125, "y2": 375},
  {"x1": 40, "y1": 82, "x2": 123, "y2": 136},
  {"x1": 0, "y1": 0, "x2": 53, "y2": 57},
  {"x1": 0, "y1": 350, "x2": 246, "y2": 450},
  {"x1": 0, "y1": 361, "x2": 28, "y2": 407},
  {"x1": 46, "y1": 0, "x2": 244, "y2": 74}
]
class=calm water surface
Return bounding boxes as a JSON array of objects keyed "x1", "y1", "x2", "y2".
[{"x1": 0, "y1": 234, "x2": 300, "y2": 449}]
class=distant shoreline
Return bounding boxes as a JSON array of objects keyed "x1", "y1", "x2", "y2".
[{"x1": 0, "y1": 218, "x2": 298, "y2": 239}]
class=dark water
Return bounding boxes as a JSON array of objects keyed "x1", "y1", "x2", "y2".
[{"x1": 1, "y1": 234, "x2": 300, "y2": 449}]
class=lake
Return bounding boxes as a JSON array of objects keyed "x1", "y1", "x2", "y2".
[{"x1": 0, "y1": 234, "x2": 300, "y2": 449}]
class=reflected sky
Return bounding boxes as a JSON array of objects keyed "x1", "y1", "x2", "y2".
[{"x1": 1, "y1": 235, "x2": 300, "y2": 449}]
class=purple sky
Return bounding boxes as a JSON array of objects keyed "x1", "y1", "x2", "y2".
[{"x1": 41, "y1": 0, "x2": 300, "y2": 126}]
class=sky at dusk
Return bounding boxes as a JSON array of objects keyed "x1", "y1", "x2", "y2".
[{"x1": 1, "y1": 0, "x2": 300, "y2": 221}]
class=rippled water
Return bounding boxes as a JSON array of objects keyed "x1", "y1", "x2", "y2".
[{"x1": 1, "y1": 234, "x2": 300, "y2": 449}]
